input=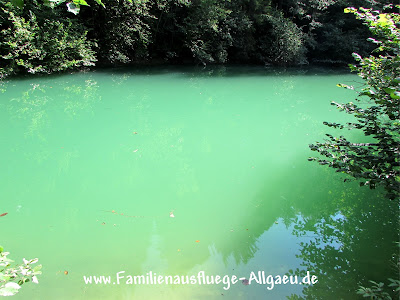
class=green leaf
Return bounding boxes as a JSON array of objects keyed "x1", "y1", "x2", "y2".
[
  {"x1": 73, "y1": 0, "x2": 89, "y2": 6},
  {"x1": 383, "y1": 87, "x2": 395, "y2": 94},
  {"x1": 336, "y1": 83, "x2": 354, "y2": 90},
  {"x1": 32, "y1": 265, "x2": 42, "y2": 273},
  {"x1": 93, "y1": 0, "x2": 105, "y2": 8},
  {"x1": 352, "y1": 53, "x2": 362, "y2": 61},
  {"x1": 344, "y1": 7, "x2": 356, "y2": 14},
  {"x1": 377, "y1": 14, "x2": 392, "y2": 26},
  {"x1": 390, "y1": 92, "x2": 400, "y2": 99},
  {"x1": 0, "y1": 272, "x2": 9, "y2": 281}
]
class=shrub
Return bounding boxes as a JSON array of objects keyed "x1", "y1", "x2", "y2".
[
  {"x1": 309, "y1": 6, "x2": 400, "y2": 200},
  {"x1": 0, "y1": 2, "x2": 96, "y2": 78}
]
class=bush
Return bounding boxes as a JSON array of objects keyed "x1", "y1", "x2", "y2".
[
  {"x1": 309, "y1": 6, "x2": 400, "y2": 200},
  {"x1": 0, "y1": 2, "x2": 96, "y2": 78},
  {"x1": 182, "y1": 0, "x2": 232, "y2": 64},
  {"x1": 263, "y1": 10, "x2": 307, "y2": 65},
  {"x1": 80, "y1": 0, "x2": 155, "y2": 65}
]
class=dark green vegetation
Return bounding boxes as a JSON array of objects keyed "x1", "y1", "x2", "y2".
[
  {"x1": 0, "y1": 0, "x2": 395, "y2": 78},
  {"x1": 308, "y1": 6, "x2": 399, "y2": 299},
  {"x1": 287, "y1": 183, "x2": 399, "y2": 299},
  {"x1": 310, "y1": 7, "x2": 399, "y2": 200}
]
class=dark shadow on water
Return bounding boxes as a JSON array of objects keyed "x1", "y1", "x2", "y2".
[
  {"x1": 210, "y1": 153, "x2": 399, "y2": 299},
  {"x1": 1, "y1": 64, "x2": 352, "y2": 85},
  {"x1": 278, "y1": 159, "x2": 399, "y2": 300},
  {"x1": 92, "y1": 64, "x2": 351, "y2": 78}
]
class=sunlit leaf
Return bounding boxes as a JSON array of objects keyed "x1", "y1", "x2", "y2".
[
  {"x1": 73, "y1": 0, "x2": 89, "y2": 6},
  {"x1": 93, "y1": 0, "x2": 105, "y2": 8},
  {"x1": 390, "y1": 91, "x2": 400, "y2": 99},
  {"x1": 0, "y1": 282, "x2": 21, "y2": 296}
]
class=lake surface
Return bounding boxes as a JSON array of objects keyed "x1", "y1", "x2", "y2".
[{"x1": 0, "y1": 66, "x2": 398, "y2": 299}]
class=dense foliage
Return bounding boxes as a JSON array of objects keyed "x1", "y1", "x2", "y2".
[
  {"x1": 0, "y1": 1, "x2": 96, "y2": 78},
  {"x1": 0, "y1": 0, "x2": 394, "y2": 77},
  {"x1": 309, "y1": 6, "x2": 400, "y2": 200}
]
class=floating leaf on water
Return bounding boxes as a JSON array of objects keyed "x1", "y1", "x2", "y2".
[
  {"x1": 170, "y1": 212, "x2": 175, "y2": 218},
  {"x1": 64, "y1": 271, "x2": 68, "y2": 275},
  {"x1": 0, "y1": 212, "x2": 8, "y2": 217},
  {"x1": 195, "y1": 240, "x2": 200, "y2": 243},
  {"x1": 242, "y1": 279, "x2": 250, "y2": 285}
]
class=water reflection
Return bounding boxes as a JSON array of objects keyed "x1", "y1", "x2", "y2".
[
  {"x1": 5, "y1": 75, "x2": 100, "y2": 125},
  {"x1": 286, "y1": 175, "x2": 399, "y2": 299},
  {"x1": 1, "y1": 75, "x2": 101, "y2": 168},
  {"x1": 0, "y1": 67, "x2": 396, "y2": 299}
]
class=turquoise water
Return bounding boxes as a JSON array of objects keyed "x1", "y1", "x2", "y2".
[{"x1": 0, "y1": 66, "x2": 397, "y2": 299}]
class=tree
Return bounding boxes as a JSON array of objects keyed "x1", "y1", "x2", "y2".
[
  {"x1": 309, "y1": 5, "x2": 400, "y2": 200},
  {"x1": 8, "y1": 0, "x2": 105, "y2": 14},
  {"x1": 0, "y1": 1, "x2": 96, "y2": 78},
  {"x1": 81, "y1": 0, "x2": 155, "y2": 64}
]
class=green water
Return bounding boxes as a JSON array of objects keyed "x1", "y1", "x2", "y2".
[{"x1": 0, "y1": 66, "x2": 398, "y2": 299}]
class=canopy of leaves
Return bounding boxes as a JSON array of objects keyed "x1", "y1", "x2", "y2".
[
  {"x1": 0, "y1": 0, "x2": 396, "y2": 77},
  {"x1": 309, "y1": 6, "x2": 400, "y2": 200},
  {"x1": 0, "y1": 1, "x2": 96, "y2": 78}
]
